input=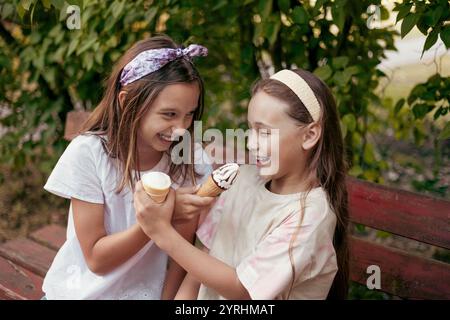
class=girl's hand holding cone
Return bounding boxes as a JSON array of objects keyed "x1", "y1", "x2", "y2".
[
  {"x1": 173, "y1": 185, "x2": 216, "y2": 224},
  {"x1": 134, "y1": 180, "x2": 175, "y2": 237}
]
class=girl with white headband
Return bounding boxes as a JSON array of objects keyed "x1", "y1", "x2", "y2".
[
  {"x1": 41, "y1": 35, "x2": 215, "y2": 299},
  {"x1": 136, "y1": 68, "x2": 349, "y2": 300}
]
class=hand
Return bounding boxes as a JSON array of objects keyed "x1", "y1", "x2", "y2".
[
  {"x1": 173, "y1": 185, "x2": 216, "y2": 224},
  {"x1": 134, "y1": 180, "x2": 176, "y2": 238}
]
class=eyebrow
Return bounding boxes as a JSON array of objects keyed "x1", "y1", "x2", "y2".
[
  {"x1": 160, "y1": 106, "x2": 198, "y2": 113},
  {"x1": 248, "y1": 121, "x2": 273, "y2": 128}
]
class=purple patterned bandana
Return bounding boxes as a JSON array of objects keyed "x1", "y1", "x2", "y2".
[{"x1": 119, "y1": 44, "x2": 208, "y2": 86}]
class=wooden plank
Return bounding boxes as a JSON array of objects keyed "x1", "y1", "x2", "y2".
[
  {"x1": 349, "y1": 236, "x2": 450, "y2": 299},
  {"x1": 64, "y1": 110, "x2": 91, "y2": 141},
  {"x1": 0, "y1": 256, "x2": 44, "y2": 300},
  {"x1": 29, "y1": 224, "x2": 66, "y2": 251},
  {"x1": 0, "y1": 238, "x2": 57, "y2": 278},
  {"x1": 347, "y1": 177, "x2": 450, "y2": 250}
]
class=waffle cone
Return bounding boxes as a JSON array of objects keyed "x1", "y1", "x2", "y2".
[
  {"x1": 196, "y1": 175, "x2": 224, "y2": 197},
  {"x1": 143, "y1": 185, "x2": 170, "y2": 203}
]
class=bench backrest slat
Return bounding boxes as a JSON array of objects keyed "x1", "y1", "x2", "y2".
[
  {"x1": 347, "y1": 177, "x2": 450, "y2": 250},
  {"x1": 350, "y1": 236, "x2": 450, "y2": 299}
]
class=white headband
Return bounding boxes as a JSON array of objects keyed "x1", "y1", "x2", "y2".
[{"x1": 270, "y1": 69, "x2": 321, "y2": 122}]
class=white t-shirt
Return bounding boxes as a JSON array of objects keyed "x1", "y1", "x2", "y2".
[
  {"x1": 42, "y1": 134, "x2": 212, "y2": 300},
  {"x1": 196, "y1": 165, "x2": 338, "y2": 300}
]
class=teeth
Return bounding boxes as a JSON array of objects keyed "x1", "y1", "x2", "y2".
[
  {"x1": 159, "y1": 133, "x2": 173, "y2": 142},
  {"x1": 256, "y1": 156, "x2": 270, "y2": 163}
]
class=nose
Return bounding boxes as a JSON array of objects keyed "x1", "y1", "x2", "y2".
[
  {"x1": 171, "y1": 127, "x2": 187, "y2": 139},
  {"x1": 247, "y1": 128, "x2": 258, "y2": 152}
]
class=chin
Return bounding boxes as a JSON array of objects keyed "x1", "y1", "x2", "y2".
[{"x1": 257, "y1": 163, "x2": 280, "y2": 179}]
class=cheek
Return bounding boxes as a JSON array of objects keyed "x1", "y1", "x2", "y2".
[
  {"x1": 140, "y1": 116, "x2": 170, "y2": 138},
  {"x1": 273, "y1": 131, "x2": 299, "y2": 163}
]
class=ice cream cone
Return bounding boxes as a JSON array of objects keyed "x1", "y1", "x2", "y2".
[
  {"x1": 196, "y1": 175, "x2": 223, "y2": 197},
  {"x1": 142, "y1": 172, "x2": 171, "y2": 203},
  {"x1": 196, "y1": 163, "x2": 239, "y2": 197}
]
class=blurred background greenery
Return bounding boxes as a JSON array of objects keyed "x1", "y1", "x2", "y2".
[{"x1": 0, "y1": 0, "x2": 449, "y2": 299}]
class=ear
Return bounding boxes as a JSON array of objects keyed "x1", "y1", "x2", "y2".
[
  {"x1": 118, "y1": 90, "x2": 127, "y2": 109},
  {"x1": 301, "y1": 122, "x2": 321, "y2": 151}
]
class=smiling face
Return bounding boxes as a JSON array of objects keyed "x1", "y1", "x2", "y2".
[
  {"x1": 247, "y1": 90, "x2": 306, "y2": 179},
  {"x1": 137, "y1": 82, "x2": 200, "y2": 153}
]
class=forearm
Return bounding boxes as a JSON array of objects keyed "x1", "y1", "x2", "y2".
[
  {"x1": 88, "y1": 224, "x2": 150, "y2": 275},
  {"x1": 175, "y1": 273, "x2": 201, "y2": 300},
  {"x1": 154, "y1": 227, "x2": 250, "y2": 300},
  {"x1": 162, "y1": 258, "x2": 187, "y2": 299},
  {"x1": 161, "y1": 219, "x2": 198, "y2": 299}
]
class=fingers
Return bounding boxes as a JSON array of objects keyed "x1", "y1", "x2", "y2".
[
  {"x1": 176, "y1": 185, "x2": 200, "y2": 195},
  {"x1": 164, "y1": 188, "x2": 176, "y2": 205},
  {"x1": 186, "y1": 194, "x2": 216, "y2": 207}
]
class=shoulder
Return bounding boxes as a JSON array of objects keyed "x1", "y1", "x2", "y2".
[
  {"x1": 64, "y1": 133, "x2": 108, "y2": 162},
  {"x1": 300, "y1": 188, "x2": 337, "y2": 241},
  {"x1": 282, "y1": 188, "x2": 336, "y2": 236}
]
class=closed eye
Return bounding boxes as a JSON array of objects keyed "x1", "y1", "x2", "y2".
[{"x1": 163, "y1": 112, "x2": 177, "y2": 118}]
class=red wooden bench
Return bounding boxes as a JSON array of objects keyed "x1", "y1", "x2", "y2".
[{"x1": 0, "y1": 111, "x2": 449, "y2": 300}]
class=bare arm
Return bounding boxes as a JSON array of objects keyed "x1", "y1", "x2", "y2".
[
  {"x1": 153, "y1": 227, "x2": 251, "y2": 300},
  {"x1": 135, "y1": 185, "x2": 249, "y2": 299},
  {"x1": 161, "y1": 217, "x2": 198, "y2": 300},
  {"x1": 174, "y1": 246, "x2": 209, "y2": 300},
  {"x1": 174, "y1": 273, "x2": 201, "y2": 300},
  {"x1": 72, "y1": 198, "x2": 150, "y2": 275}
]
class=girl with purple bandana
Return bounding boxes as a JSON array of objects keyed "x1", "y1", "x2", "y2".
[{"x1": 42, "y1": 35, "x2": 214, "y2": 299}]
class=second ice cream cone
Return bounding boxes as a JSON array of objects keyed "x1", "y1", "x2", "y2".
[
  {"x1": 196, "y1": 175, "x2": 223, "y2": 197},
  {"x1": 196, "y1": 163, "x2": 239, "y2": 197}
]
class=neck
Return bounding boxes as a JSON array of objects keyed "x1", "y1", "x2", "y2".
[
  {"x1": 135, "y1": 139, "x2": 163, "y2": 171},
  {"x1": 269, "y1": 165, "x2": 318, "y2": 195}
]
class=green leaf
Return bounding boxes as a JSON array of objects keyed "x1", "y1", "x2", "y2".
[
  {"x1": 17, "y1": 4, "x2": 26, "y2": 19},
  {"x1": 292, "y1": 6, "x2": 308, "y2": 25},
  {"x1": 312, "y1": 0, "x2": 325, "y2": 15},
  {"x1": 333, "y1": 56, "x2": 349, "y2": 69},
  {"x1": 67, "y1": 37, "x2": 80, "y2": 56},
  {"x1": 396, "y1": 3, "x2": 412, "y2": 23},
  {"x1": 416, "y1": 17, "x2": 429, "y2": 35},
  {"x1": 438, "y1": 122, "x2": 450, "y2": 140},
  {"x1": 333, "y1": 70, "x2": 351, "y2": 86},
  {"x1": 313, "y1": 65, "x2": 332, "y2": 81},
  {"x1": 111, "y1": 0, "x2": 125, "y2": 19},
  {"x1": 20, "y1": 0, "x2": 33, "y2": 11},
  {"x1": 1, "y1": 3, "x2": 14, "y2": 18},
  {"x1": 412, "y1": 103, "x2": 433, "y2": 119},
  {"x1": 394, "y1": 98, "x2": 405, "y2": 114},
  {"x1": 345, "y1": 65, "x2": 361, "y2": 76},
  {"x1": 422, "y1": 27, "x2": 439, "y2": 56},
  {"x1": 277, "y1": 0, "x2": 289, "y2": 13},
  {"x1": 440, "y1": 26, "x2": 450, "y2": 49},
  {"x1": 42, "y1": 0, "x2": 51, "y2": 9},
  {"x1": 258, "y1": 0, "x2": 273, "y2": 19},
  {"x1": 401, "y1": 13, "x2": 418, "y2": 38},
  {"x1": 51, "y1": 0, "x2": 65, "y2": 9},
  {"x1": 266, "y1": 20, "x2": 281, "y2": 47},
  {"x1": 433, "y1": 106, "x2": 444, "y2": 120},
  {"x1": 342, "y1": 114, "x2": 356, "y2": 132},
  {"x1": 76, "y1": 35, "x2": 97, "y2": 55},
  {"x1": 212, "y1": 0, "x2": 227, "y2": 11},
  {"x1": 349, "y1": 165, "x2": 363, "y2": 178}
]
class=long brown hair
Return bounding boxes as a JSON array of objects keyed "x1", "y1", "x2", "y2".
[
  {"x1": 80, "y1": 35, "x2": 205, "y2": 193},
  {"x1": 252, "y1": 68, "x2": 349, "y2": 299}
]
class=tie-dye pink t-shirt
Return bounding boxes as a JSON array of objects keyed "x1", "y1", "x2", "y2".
[{"x1": 196, "y1": 165, "x2": 338, "y2": 300}]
